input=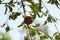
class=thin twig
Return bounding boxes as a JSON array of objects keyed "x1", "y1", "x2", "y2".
[
  {"x1": 21, "y1": 0, "x2": 26, "y2": 16},
  {"x1": 21, "y1": 0, "x2": 32, "y2": 40},
  {"x1": 42, "y1": 1, "x2": 60, "y2": 33},
  {"x1": 0, "y1": 2, "x2": 20, "y2": 4},
  {"x1": 51, "y1": 16, "x2": 60, "y2": 21},
  {"x1": 54, "y1": 23, "x2": 59, "y2": 33},
  {"x1": 27, "y1": 25, "x2": 32, "y2": 40},
  {"x1": 42, "y1": 1, "x2": 60, "y2": 21}
]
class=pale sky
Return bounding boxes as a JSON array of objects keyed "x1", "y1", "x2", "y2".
[{"x1": 0, "y1": 0, "x2": 60, "y2": 40}]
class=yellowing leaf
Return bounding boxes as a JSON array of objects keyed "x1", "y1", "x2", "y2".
[{"x1": 29, "y1": 27, "x2": 36, "y2": 36}]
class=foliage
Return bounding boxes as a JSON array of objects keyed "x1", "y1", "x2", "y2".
[
  {"x1": 0, "y1": 32, "x2": 11, "y2": 40},
  {"x1": 9, "y1": 12, "x2": 21, "y2": 20},
  {"x1": 0, "y1": 0, "x2": 60, "y2": 40},
  {"x1": 5, "y1": 26, "x2": 10, "y2": 32},
  {"x1": 48, "y1": 0, "x2": 60, "y2": 9}
]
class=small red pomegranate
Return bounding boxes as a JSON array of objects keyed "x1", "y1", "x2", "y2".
[{"x1": 24, "y1": 16, "x2": 33, "y2": 25}]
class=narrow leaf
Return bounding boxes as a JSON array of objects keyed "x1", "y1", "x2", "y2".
[
  {"x1": 5, "y1": 26, "x2": 10, "y2": 32},
  {"x1": 44, "y1": 20, "x2": 48, "y2": 25},
  {"x1": 4, "y1": 7, "x2": 7, "y2": 14},
  {"x1": 37, "y1": 13, "x2": 40, "y2": 17},
  {"x1": 18, "y1": 22, "x2": 24, "y2": 27},
  {"x1": 39, "y1": 0, "x2": 42, "y2": 12},
  {"x1": 8, "y1": 6, "x2": 12, "y2": 12},
  {"x1": 32, "y1": 13, "x2": 36, "y2": 20}
]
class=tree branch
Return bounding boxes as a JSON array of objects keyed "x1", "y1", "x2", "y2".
[
  {"x1": 21, "y1": 0, "x2": 32, "y2": 40},
  {"x1": 0, "y1": 2, "x2": 20, "y2": 4},
  {"x1": 42, "y1": 1, "x2": 60, "y2": 33},
  {"x1": 21, "y1": 0, "x2": 26, "y2": 16},
  {"x1": 42, "y1": 1, "x2": 60, "y2": 21},
  {"x1": 54, "y1": 23, "x2": 59, "y2": 33},
  {"x1": 27, "y1": 25, "x2": 32, "y2": 40}
]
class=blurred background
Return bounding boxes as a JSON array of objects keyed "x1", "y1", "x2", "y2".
[{"x1": 0, "y1": 0, "x2": 60, "y2": 40}]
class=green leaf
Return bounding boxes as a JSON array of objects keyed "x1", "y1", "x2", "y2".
[
  {"x1": 55, "y1": 0, "x2": 60, "y2": 9},
  {"x1": 33, "y1": 23, "x2": 40, "y2": 27},
  {"x1": 32, "y1": 13, "x2": 36, "y2": 20},
  {"x1": 0, "y1": 0, "x2": 2, "y2": 4},
  {"x1": 40, "y1": 14, "x2": 43, "y2": 18},
  {"x1": 47, "y1": 16, "x2": 52, "y2": 23},
  {"x1": 10, "y1": 3, "x2": 15, "y2": 7},
  {"x1": 23, "y1": 24, "x2": 28, "y2": 30},
  {"x1": 53, "y1": 32, "x2": 58, "y2": 36},
  {"x1": 9, "y1": 12, "x2": 21, "y2": 20},
  {"x1": 4, "y1": 4, "x2": 8, "y2": 14},
  {"x1": 43, "y1": 34, "x2": 50, "y2": 39},
  {"x1": 37, "y1": 13, "x2": 40, "y2": 18},
  {"x1": 40, "y1": 34, "x2": 50, "y2": 40},
  {"x1": 8, "y1": 0, "x2": 15, "y2": 7},
  {"x1": 47, "y1": 16, "x2": 56, "y2": 23},
  {"x1": 55, "y1": 35, "x2": 60, "y2": 40},
  {"x1": 29, "y1": 12, "x2": 33, "y2": 16},
  {"x1": 46, "y1": 10, "x2": 48, "y2": 13},
  {"x1": 43, "y1": 13, "x2": 47, "y2": 16},
  {"x1": 4, "y1": 7, "x2": 7, "y2": 14},
  {"x1": 40, "y1": 36, "x2": 44, "y2": 40},
  {"x1": 42, "y1": 11, "x2": 47, "y2": 16},
  {"x1": 5, "y1": 26, "x2": 10, "y2": 32},
  {"x1": 51, "y1": 18, "x2": 56, "y2": 22},
  {"x1": 30, "y1": 2, "x2": 39, "y2": 13},
  {"x1": 29, "y1": 27, "x2": 36, "y2": 36},
  {"x1": 47, "y1": 0, "x2": 51, "y2": 3},
  {"x1": 22, "y1": 15, "x2": 25, "y2": 18},
  {"x1": 9, "y1": 0, "x2": 13, "y2": 3},
  {"x1": 37, "y1": 31, "x2": 41, "y2": 35},
  {"x1": 48, "y1": 0, "x2": 55, "y2": 4},
  {"x1": 47, "y1": 0, "x2": 60, "y2": 9},
  {"x1": 39, "y1": 0, "x2": 42, "y2": 12},
  {"x1": 44, "y1": 16, "x2": 56, "y2": 25},
  {"x1": 8, "y1": 2, "x2": 15, "y2": 7},
  {"x1": 29, "y1": 12, "x2": 36, "y2": 20},
  {"x1": 24, "y1": 36, "x2": 30, "y2": 40},
  {"x1": 18, "y1": 22, "x2": 24, "y2": 27},
  {"x1": 25, "y1": 0, "x2": 33, "y2": 3},
  {"x1": 36, "y1": 23, "x2": 40, "y2": 27},
  {"x1": 0, "y1": 32, "x2": 11, "y2": 40},
  {"x1": 8, "y1": 6, "x2": 12, "y2": 12},
  {"x1": 44, "y1": 20, "x2": 48, "y2": 25}
]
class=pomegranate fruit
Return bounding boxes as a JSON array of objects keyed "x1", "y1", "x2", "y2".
[{"x1": 24, "y1": 16, "x2": 33, "y2": 25}]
